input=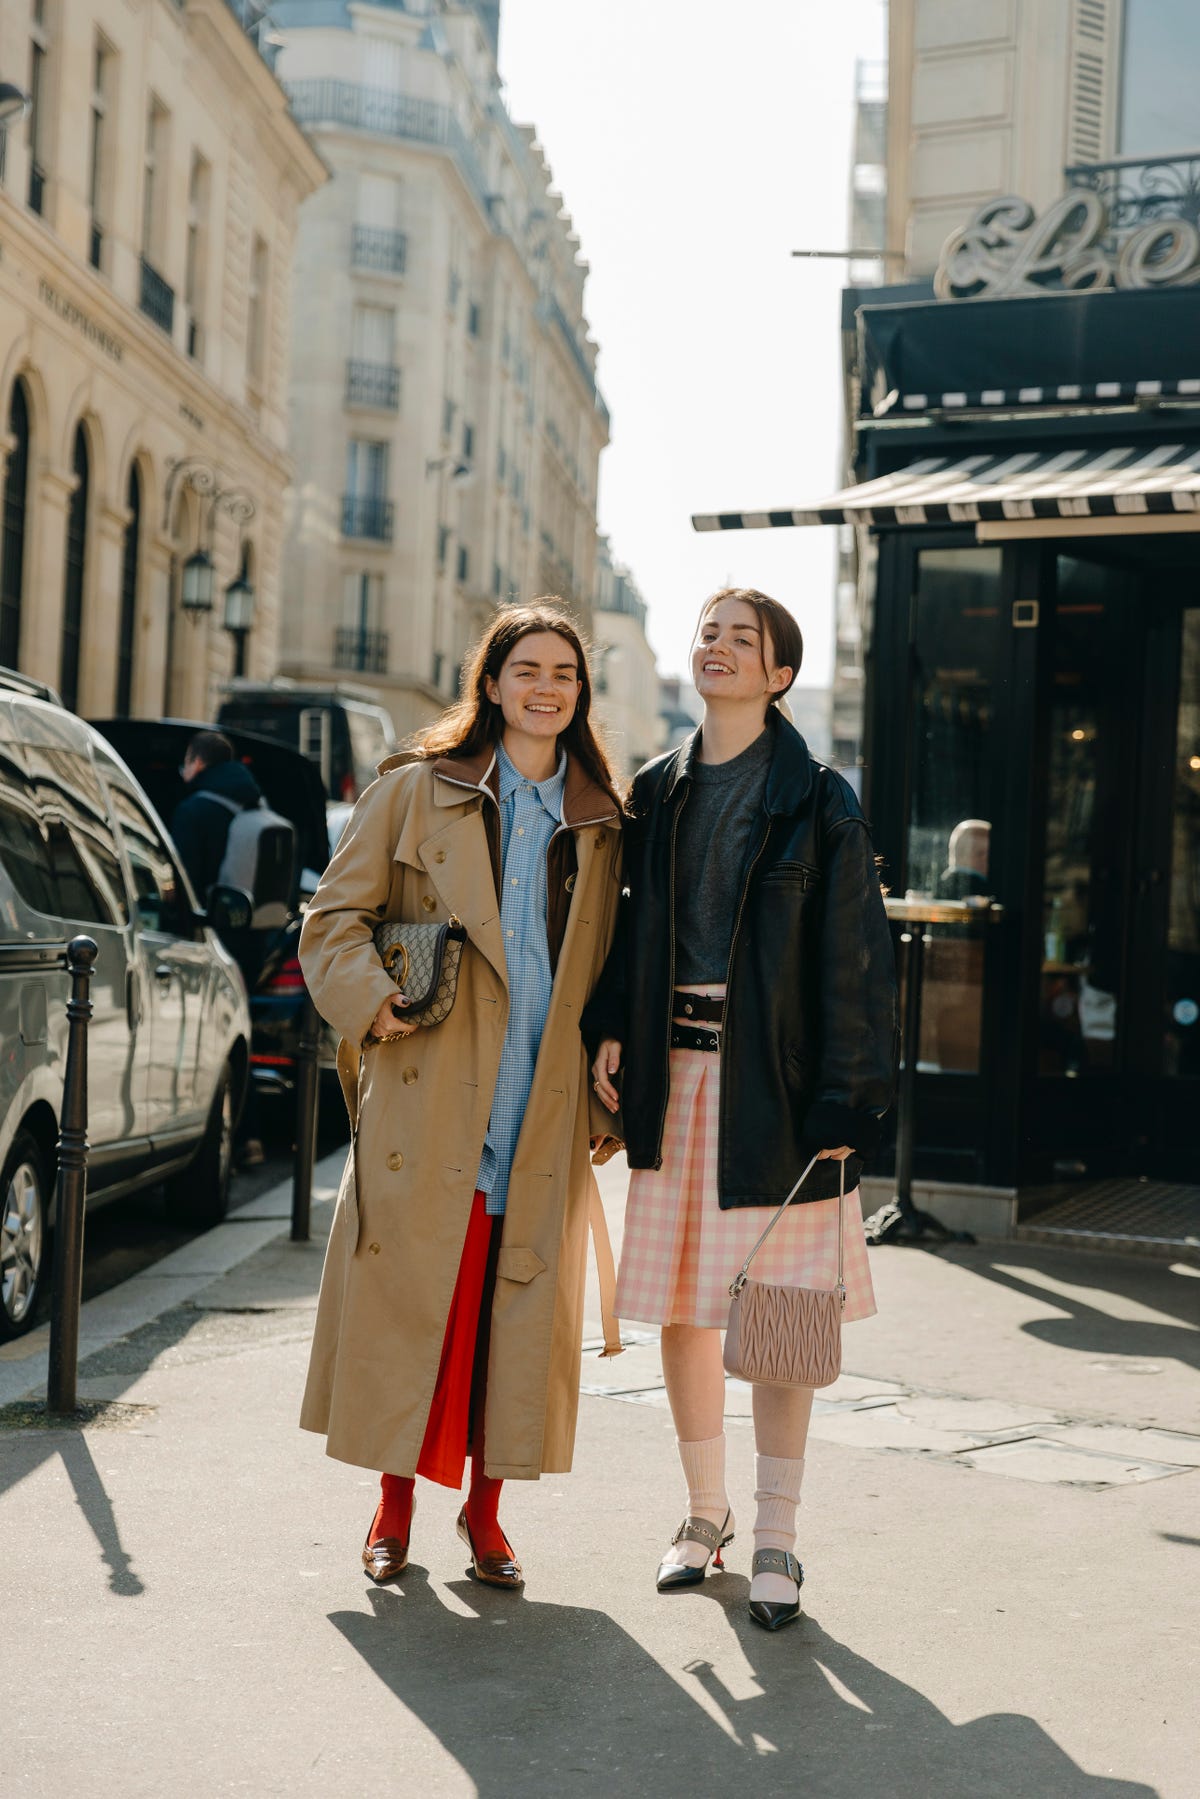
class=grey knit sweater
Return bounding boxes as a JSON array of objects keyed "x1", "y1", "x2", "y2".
[{"x1": 673, "y1": 729, "x2": 772, "y2": 985}]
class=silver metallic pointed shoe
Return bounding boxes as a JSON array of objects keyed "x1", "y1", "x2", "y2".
[
  {"x1": 748, "y1": 1547, "x2": 804, "y2": 1631},
  {"x1": 655, "y1": 1510, "x2": 734, "y2": 1592}
]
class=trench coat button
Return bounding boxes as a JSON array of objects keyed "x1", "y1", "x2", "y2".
[
  {"x1": 368, "y1": 1243, "x2": 381, "y2": 1255},
  {"x1": 565, "y1": 873, "x2": 576, "y2": 892},
  {"x1": 421, "y1": 895, "x2": 436, "y2": 913},
  {"x1": 434, "y1": 850, "x2": 446, "y2": 863},
  {"x1": 402, "y1": 1067, "x2": 418, "y2": 1084},
  {"x1": 386, "y1": 1151, "x2": 404, "y2": 1170}
]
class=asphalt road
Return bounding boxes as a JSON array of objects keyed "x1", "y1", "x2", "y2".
[{"x1": 58, "y1": 1093, "x2": 349, "y2": 1317}]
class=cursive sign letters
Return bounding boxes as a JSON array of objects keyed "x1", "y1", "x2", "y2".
[{"x1": 935, "y1": 192, "x2": 1200, "y2": 299}]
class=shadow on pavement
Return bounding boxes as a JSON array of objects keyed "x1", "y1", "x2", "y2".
[
  {"x1": 330, "y1": 1576, "x2": 1157, "y2": 1798},
  {"x1": 920, "y1": 1243, "x2": 1200, "y2": 1372},
  {"x1": 0, "y1": 1423, "x2": 145, "y2": 1596}
]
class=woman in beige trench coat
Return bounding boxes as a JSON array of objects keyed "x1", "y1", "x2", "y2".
[{"x1": 299, "y1": 605, "x2": 624, "y2": 1589}]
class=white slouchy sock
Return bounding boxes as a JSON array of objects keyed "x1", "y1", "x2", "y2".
[
  {"x1": 750, "y1": 1453, "x2": 806, "y2": 1603},
  {"x1": 662, "y1": 1433, "x2": 732, "y2": 1569}
]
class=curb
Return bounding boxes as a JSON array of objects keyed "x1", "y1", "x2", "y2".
[{"x1": 0, "y1": 1147, "x2": 346, "y2": 1408}]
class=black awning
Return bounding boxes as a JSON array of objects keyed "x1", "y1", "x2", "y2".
[
  {"x1": 691, "y1": 443, "x2": 1200, "y2": 531},
  {"x1": 858, "y1": 287, "x2": 1200, "y2": 417}
]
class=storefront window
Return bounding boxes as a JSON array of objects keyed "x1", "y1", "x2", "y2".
[
  {"x1": 1039, "y1": 557, "x2": 1129, "y2": 1078},
  {"x1": 1165, "y1": 609, "x2": 1200, "y2": 1079},
  {"x1": 1119, "y1": 0, "x2": 1200, "y2": 158},
  {"x1": 907, "y1": 547, "x2": 1000, "y2": 1074}
]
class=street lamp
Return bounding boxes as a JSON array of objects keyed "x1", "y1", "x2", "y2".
[
  {"x1": 223, "y1": 571, "x2": 256, "y2": 677},
  {"x1": 0, "y1": 83, "x2": 31, "y2": 127},
  {"x1": 180, "y1": 547, "x2": 215, "y2": 615}
]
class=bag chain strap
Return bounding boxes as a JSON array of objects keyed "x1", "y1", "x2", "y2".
[{"x1": 729, "y1": 1153, "x2": 846, "y2": 1301}]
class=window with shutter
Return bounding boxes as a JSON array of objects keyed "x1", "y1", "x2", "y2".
[{"x1": 1067, "y1": 0, "x2": 1123, "y2": 164}]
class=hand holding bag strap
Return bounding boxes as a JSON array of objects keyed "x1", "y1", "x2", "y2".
[{"x1": 729, "y1": 1154, "x2": 846, "y2": 1300}]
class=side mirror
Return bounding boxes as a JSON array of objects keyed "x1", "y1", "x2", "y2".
[{"x1": 206, "y1": 884, "x2": 253, "y2": 934}]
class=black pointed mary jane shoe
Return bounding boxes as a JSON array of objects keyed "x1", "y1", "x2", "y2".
[
  {"x1": 655, "y1": 1510, "x2": 735, "y2": 1593},
  {"x1": 748, "y1": 1548, "x2": 804, "y2": 1631}
]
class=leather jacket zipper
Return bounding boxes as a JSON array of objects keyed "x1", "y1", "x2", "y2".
[{"x1": 653, "y1": 785, "x2": 690, "y2": 1168}]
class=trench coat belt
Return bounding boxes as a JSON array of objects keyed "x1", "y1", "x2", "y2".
[{"x1": 336, "y1": 1039, "x2": 623, "y2": 1360}]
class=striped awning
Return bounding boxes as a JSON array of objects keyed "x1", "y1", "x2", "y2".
[{"x1": 691, "y1": 443, "x2": 1200, "y2": 531}]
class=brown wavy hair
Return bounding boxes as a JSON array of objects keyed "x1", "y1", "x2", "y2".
[{"x1": 413, "y1": 601, "x2": 620, "y2": 805}]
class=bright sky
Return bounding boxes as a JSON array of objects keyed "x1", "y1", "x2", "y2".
[{"x1": 498, "y1": 0, "x2": 887, "y2": 683}]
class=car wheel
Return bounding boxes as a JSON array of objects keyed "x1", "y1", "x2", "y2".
[
  {"x1": 0, "y1": 1130, "x2": 50, "y2": 1341},
  {"x1": 166, "y1": 1063, "x2": 234, "y2": 1230}
]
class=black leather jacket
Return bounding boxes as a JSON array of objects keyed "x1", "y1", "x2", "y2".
[{"x1": 581, "y1": 715, "x2": 898, "y2": 1207}]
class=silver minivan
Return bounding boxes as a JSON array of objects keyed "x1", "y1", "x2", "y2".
[{"x1": 0, "y1": 677, "x2": 251, "y2": 1339}]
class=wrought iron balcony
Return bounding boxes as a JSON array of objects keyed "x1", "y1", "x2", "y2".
[
  {"x1": 286, "y1": 81, "x2": 489, "y2": 212},
  {"x1": 352, "y1": 225, "x2": 408, "y2": 275},
  {"x1": 139, "y1": 257, "x2": 175, "y2": 335},
  {"x1": 341, "y1": 494, "x2": 395, "y2": 541},
  {"x1": 333, "y1": 626, "x2": 389, "y2": 675},
  {"x1": 345, "y1": 359, "x2": 400, "y2": 410},
  {"x1": 1066, "y1": 152, "x2": 1200, "y2": 243}
]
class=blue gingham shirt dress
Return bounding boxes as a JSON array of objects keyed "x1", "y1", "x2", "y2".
[{"x1": 475, "y1": 744, "x2": 566, "y2": 1215}]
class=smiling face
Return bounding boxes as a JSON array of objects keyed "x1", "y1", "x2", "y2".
[
  {"x1": 484, "y1": 630, "x2": 583, "y2": 744},
  {"x1": 691, "y1": 597, "x2": 793, "y2": 709}
]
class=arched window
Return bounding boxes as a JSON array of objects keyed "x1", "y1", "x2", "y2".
[
  {"x1": 116, "y1": 464, "x2": 141, "y2": 716},
  {"x1": 60, "y1": 425, "x2": 89, "y2": 713},
  {"x1": 0, "y1": 381, "x2": 31, "y2": 670}
]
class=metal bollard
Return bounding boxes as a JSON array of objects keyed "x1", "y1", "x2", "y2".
[
  {"x1": 291, "y1": 991, "x2": 321, "y2": 1242},
  {"x1": 47, "y1": 935, "x2": 98, "y2": 1415}
]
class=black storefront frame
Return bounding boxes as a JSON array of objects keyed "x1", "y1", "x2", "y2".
[
  {"x1": 863, "y1": 502, "x2": 1200, "y2": 1196},
  {"x1": 866, "y1": 527, "x2": 1043, "y2": 1192}
]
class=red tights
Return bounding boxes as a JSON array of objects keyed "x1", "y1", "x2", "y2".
[
  {"x1": 369, "y1": 1454, "x2": 508, "y2": 1559},
  {"x1": 367, "y1": 1193, "x2": 510, "y2": 1559}
]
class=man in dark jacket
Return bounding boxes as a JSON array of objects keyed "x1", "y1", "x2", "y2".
[
  {"x1": 172, "y1": 730, "x2": 265, "y2": 1168},
  {"x1": 172, "y1": 730, "x2": 264, "y2": 900}
]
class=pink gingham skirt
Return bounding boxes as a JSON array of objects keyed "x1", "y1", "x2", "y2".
[{"x1": 615, "y1": 1047, "x2": 877, "y2": 1329}]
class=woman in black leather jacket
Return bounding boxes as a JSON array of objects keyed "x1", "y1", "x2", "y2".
[{"x1": 584, "y1": 587, "x2": 896, "y2": 1632}]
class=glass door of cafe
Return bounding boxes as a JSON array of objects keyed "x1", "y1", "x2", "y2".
[{"x1": 1023, "y1": 545, "x2": 1200, "y2": 1183}]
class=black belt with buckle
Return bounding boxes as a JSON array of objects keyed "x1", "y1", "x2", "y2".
[
  {"x1": 672, "y1": 990, "x2": 725, "y2": 1024},
  {"x1": 670, "y1": 1023, "x2": 722, "y2": 1053}
]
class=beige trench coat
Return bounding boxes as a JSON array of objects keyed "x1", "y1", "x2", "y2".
[{"x1": 298, "y1": 747, "x2": 624, "y2": 1480}]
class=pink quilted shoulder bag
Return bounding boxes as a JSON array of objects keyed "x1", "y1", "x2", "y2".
[{"x1": 723, "y1": 1154, "x2": 846, "y2": 1389}]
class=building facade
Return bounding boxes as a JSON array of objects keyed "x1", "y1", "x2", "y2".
[
  {"x1": 272, "y1": 0, "x2": 610, "y2": 739},
  {"x1": 696, "y1": 0, "x2": 1200, "y2": 1252},
  {"x1": 592, "y1": 537, "x2": 660, "y2": 779},
  {"x1": 0, "y1": 0, "x2": 323, "y2": 721},
  {"x1": 885, "y1": 0, "x2": 1191, "y2": 278}
]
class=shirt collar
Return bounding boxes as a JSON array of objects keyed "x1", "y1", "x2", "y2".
[{"x1": 496, "y1": 742, "x2": 567, "y2": 820}]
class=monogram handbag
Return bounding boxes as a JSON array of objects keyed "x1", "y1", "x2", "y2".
[
  {"x1": 723, "y1": 1154, "x2": 845, "y2": 1389},
  {"x1": 370, "y1": 916, "x2": 467, "y2": 1032}
]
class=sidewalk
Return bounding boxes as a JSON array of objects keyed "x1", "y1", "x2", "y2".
[{"x1": 2, "y1": 1153, "x2": 1197, "y2": 1798}]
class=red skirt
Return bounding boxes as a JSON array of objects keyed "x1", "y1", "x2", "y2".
[{"x1": 416, "y1": 1190, "x2": 500, "y2": 1488}]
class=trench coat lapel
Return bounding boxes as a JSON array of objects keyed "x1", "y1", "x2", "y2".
[{"x1": 411, "y1": 808, "x2": 508, "y2": 988}]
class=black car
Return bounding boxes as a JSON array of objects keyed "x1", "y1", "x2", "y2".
[{"x1": 91, "y1": 719, "x2": 339, "y2": 1104}]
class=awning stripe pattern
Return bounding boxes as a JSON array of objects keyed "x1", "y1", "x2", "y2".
[
  {"x1": 691, "y1": 443, "x2": 1200, "y2": 532},
  {"x1": 893, "y1": 377, "x2": 1200, "y2": 414}
]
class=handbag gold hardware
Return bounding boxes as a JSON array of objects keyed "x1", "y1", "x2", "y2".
[
  {"x1": 369, "y1": 914, "x2": 466, "y2": 1034},
  {"x1": 381, "y1": 940, "x2": 410, "y2": 988}
]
